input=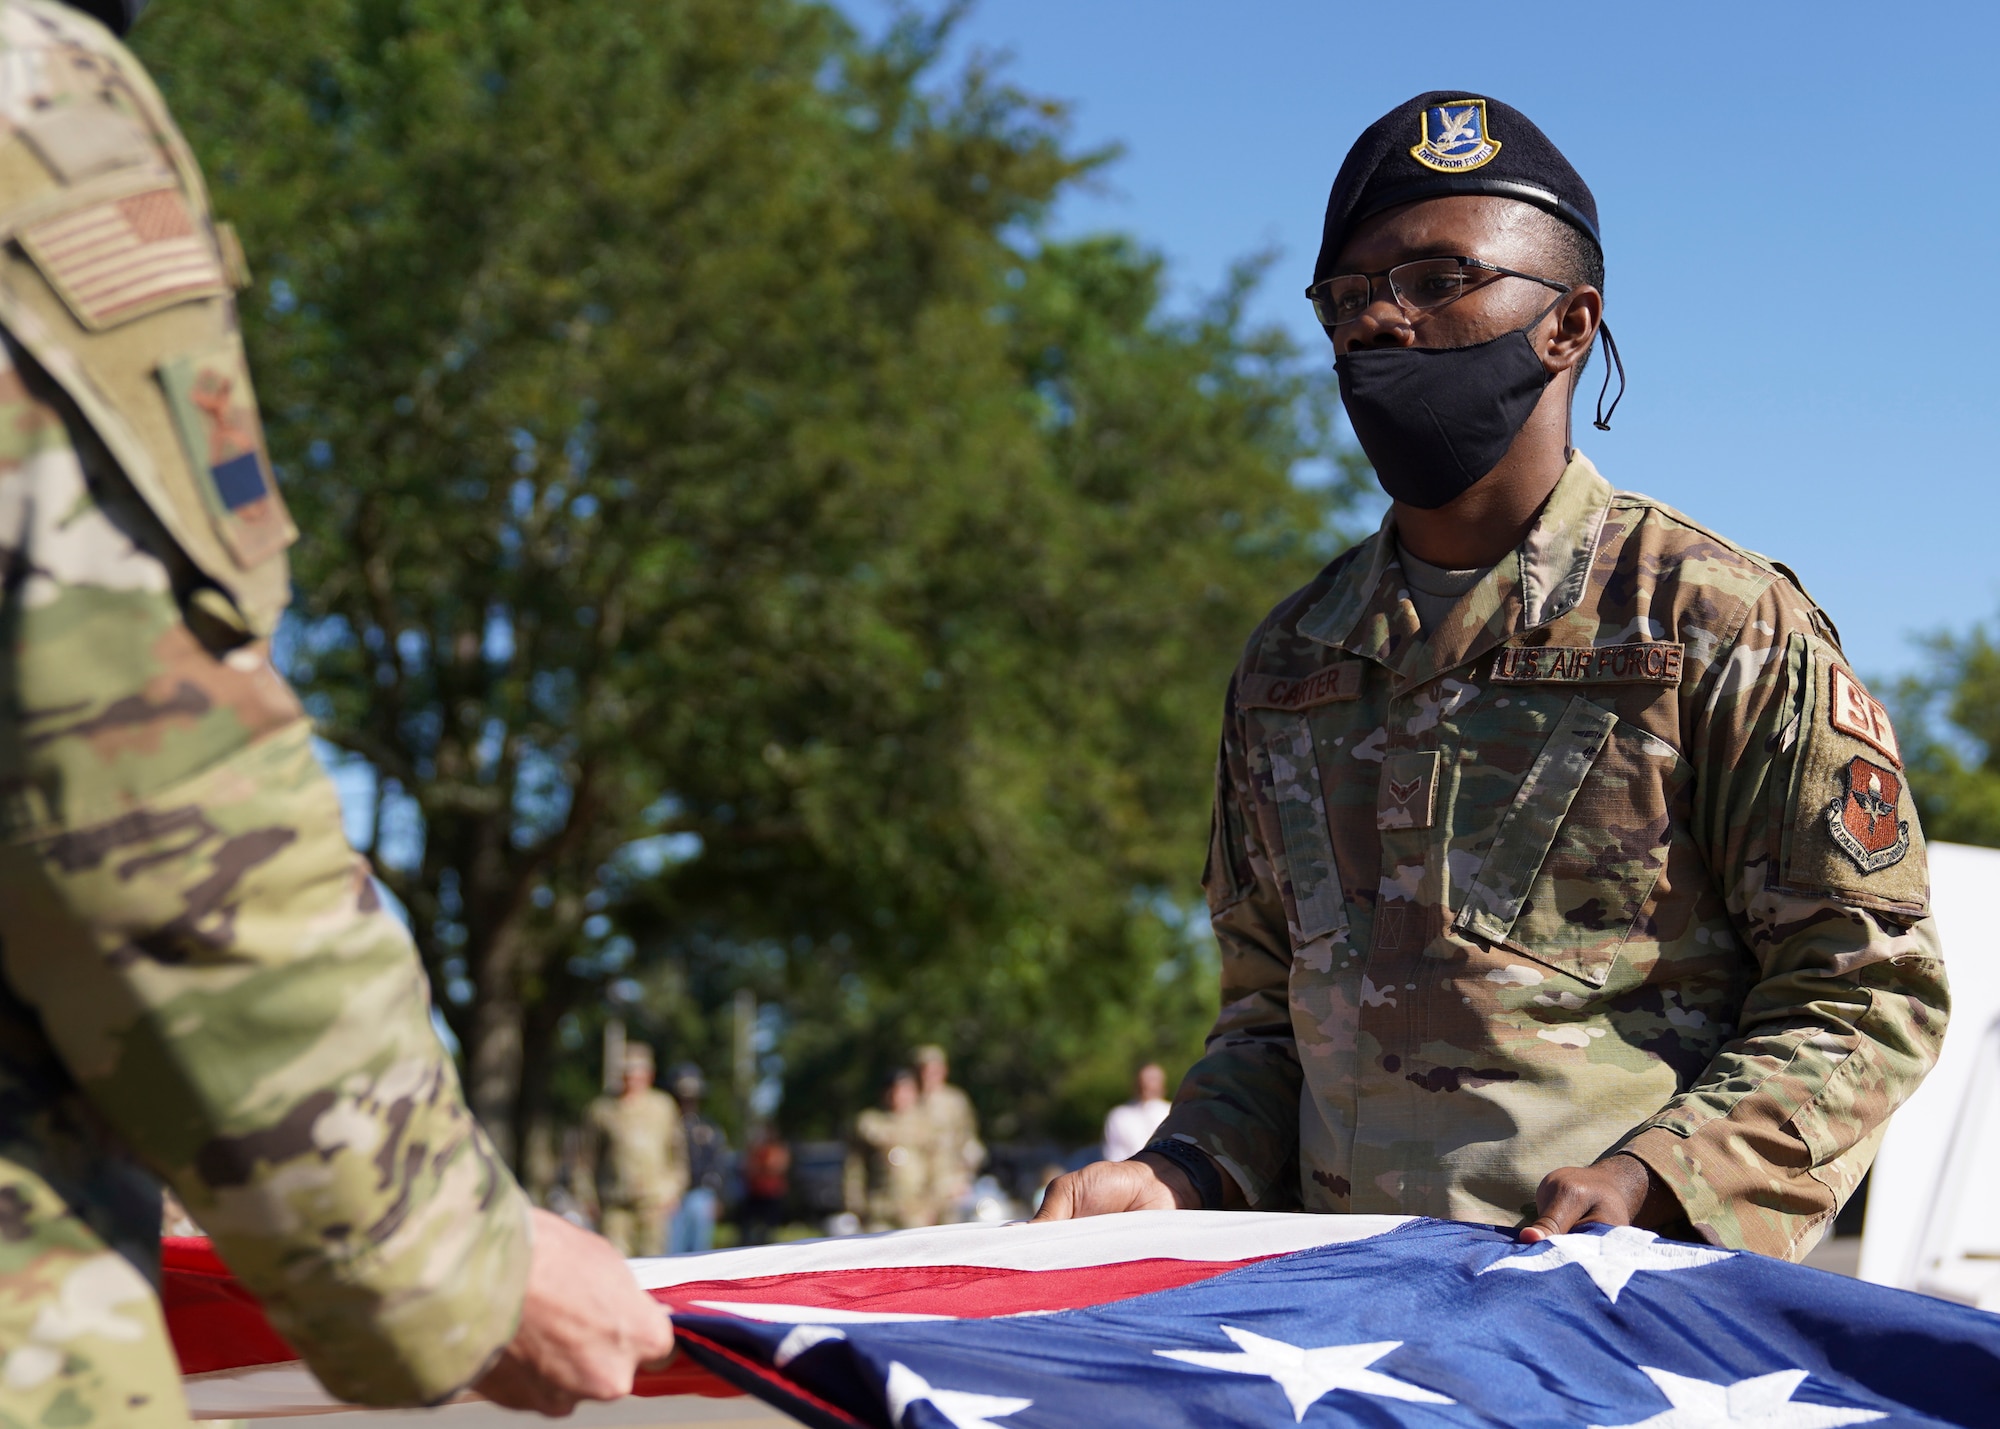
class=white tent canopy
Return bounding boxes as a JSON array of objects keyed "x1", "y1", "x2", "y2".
[{"x1": 1861, "y1": 841, "x2": 2000, "y2": 1302}]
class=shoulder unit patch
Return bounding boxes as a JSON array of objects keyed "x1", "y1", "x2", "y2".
[{"x1": 1825, "y1": 756, "x2": 1910, "y2": 874}]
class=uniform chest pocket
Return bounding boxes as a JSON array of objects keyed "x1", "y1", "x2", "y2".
[{"x1": 1454, "y1": 696, "x2": 1679, "y2": 987}]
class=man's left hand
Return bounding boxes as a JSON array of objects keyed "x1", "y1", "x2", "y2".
[{"x1": 1519, "y1": 1153, "x2": 1677, "y2": 1242}]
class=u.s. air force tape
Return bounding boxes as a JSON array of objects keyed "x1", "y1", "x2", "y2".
[{"x1": 1490, "y1": 641, "x2": 1684, "y2": 686}]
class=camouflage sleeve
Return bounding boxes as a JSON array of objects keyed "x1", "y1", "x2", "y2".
[
  {"x1": 1152, "y1": 686, "x2": 1303, "y2": 1208},
  {"x1": 1614, "y1": 579, "x2": 1948, "y2": 1259},
  {"x1": 0, "y1": 342, "x2": 531, "y2": 1402}
]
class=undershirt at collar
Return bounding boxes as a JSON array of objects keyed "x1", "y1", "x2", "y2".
[{"x1": 1396, "y1": 543, "x2": 1492, "y2": 633}]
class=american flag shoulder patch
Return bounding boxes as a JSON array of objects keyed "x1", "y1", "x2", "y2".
[{"x1": 19, "y1": 184, "x2": 229, "y2": 330}]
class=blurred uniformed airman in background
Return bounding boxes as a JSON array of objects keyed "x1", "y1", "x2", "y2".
[
  {"x1": 578, "y1": 1044, "x2": 687, "y2": 1257},
  {"x1": 913, "y1": 1044, "x2": 981, "y2": 1221},
  {"x1": 847, "y1": 1068, "x2": 934, "y2": 1231}
]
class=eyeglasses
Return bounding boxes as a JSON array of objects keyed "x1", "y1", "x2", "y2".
[{"x1": 1304, "y1": 256, "x2": 1570, "y2": 329}]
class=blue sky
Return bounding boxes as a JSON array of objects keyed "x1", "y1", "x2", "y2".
[{"x1": 865, "y1": 1, "x2": 2000, "y2": 685}]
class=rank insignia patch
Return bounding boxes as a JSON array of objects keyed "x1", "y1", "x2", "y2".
[
  {"x1": 1825, "y1": 756, "x2": 1910, "y2": 874},
  {"x1": 1409, "y1": 99, "x2": 1502, "y2": 173},
  {"x1": 1378, "y1": 750, "x2": 1439, "y2": 831}
]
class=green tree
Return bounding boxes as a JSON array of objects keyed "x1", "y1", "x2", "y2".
[
  {"x1": 136, "y1": 0, "x2": 1364, "y2": 1159},
  {"x1": 610, "y1": 237, "x2": 1365, "y2": 1143},
  {"x1": 1892, "y1": 624, "x2": 2000, "y2": 848}
]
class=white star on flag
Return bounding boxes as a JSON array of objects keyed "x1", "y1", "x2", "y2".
[
  {"x1": 772, "y1": 1324, "x2": 844, "y2": 1367},
  {"x1": 1590, "y1": 1366, "x2": 1887, "y2": 1428},
  {"x1": 1479, "y1": 1226, "x2": 1732, "y2": 1302},
  {"x1": 1156, "y1": 1325, "x2": 1453, "y2": 1421},
  {"x1": 885, "y1": 1361, "x2": 1033, "y2": 1429}
]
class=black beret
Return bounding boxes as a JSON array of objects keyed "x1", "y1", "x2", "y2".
[{"x1": 1313, "y1": 92, "x2": 1599, "y2": 284}]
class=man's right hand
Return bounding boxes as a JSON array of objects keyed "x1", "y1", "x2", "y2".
[
  {"x1": 1031, "y1": 1152, "x2": 1204, "y2": 1221},
  {"x1": 474, "y1": 1209, "x2": 677, "y2": 1416}
]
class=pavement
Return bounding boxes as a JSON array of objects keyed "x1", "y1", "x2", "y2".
[
  {"x1": 290, "y1": 1395, "x2": 795, "y2": 1427},
  {"x1": 1802, "y1": 1233, "x2": 1862, "y2": 1279}
]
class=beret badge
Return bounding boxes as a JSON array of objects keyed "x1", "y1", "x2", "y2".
[{"x1": 1409, "y1": 99, "x2": 1502, "y2": 174}]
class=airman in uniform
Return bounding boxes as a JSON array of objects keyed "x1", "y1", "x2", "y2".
[
  {"x1": 913, "y1": 1044, "x2": 981, "y2": 1219},
  {"x1": 846, "y1": 1068, "x2": 935, "y2": 1231},
  {"x1": 1038, "y1": 92, "x2": 1948, "y2": 1261},
  {"x1": 578, "y1": 1045, "x2": 687, "y2": 1257},
  {"x1": 0, "y1": 1, "x2": 672, "y2": 1419}
]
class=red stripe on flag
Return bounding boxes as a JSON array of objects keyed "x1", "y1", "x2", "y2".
[
  {"x1": 164, "y1": 1235, "x2": 1266, "y2": 1407},
  {"x1": 656, "y1": 1257, "x2": 1262, "y2": 1320},
  {"x1": 161, "y1": 1237, "x2": 298, "y2": 1375}
]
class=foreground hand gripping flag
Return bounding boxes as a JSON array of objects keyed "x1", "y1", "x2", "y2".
[{"x1": 170, "y1": 1212, "x2": 2000, "y2": 1425}]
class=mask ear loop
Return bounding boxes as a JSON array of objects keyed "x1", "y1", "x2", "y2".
[{"x1": 1591, "y1": 321, "x2": 1625, "y2": 431}]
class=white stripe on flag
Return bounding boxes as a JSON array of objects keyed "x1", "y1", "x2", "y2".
[
  {"x1": 633, "y1": 1210, "x2": 1414, "y2": 1289},
  {"x1": 692, "y1": 1300, "x2": 955, "y2": 1323}
]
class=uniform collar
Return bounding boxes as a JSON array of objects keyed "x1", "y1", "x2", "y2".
[{"x1": 1296, "y1": 451, "x2": 1615, "y2": 692}]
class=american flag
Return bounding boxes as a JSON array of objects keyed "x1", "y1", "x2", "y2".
[
  {"x1": 20, "y1": 186, "x2": 226, "y2": 330},
  {"x1": 171, "y1": 1213, "x2": 2000, "y2": 1424}
]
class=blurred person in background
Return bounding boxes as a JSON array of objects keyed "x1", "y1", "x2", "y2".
[
  {"x1": 1102, "y1": 1063, "x2": 1174, "y2": 1163},
  {"x1": 577, "y1": 1044, "x2": 687, "y2": 1257},
  {"x1": 542, "y1": 1127, "x2": 595, "y2": 1230},
  {"x1": 914, "y1": 1044, "x2": 982, "y2": 1221},
  {"x1": 668, "y1": 1064, "x2": 731, "y2": 1254},
  {"x1": 738, "y1": 1124, "x2": 792, "y2": 1246},
  {"x1": 847, "y1": 1068, "x2": 936, "y2": 1231}
]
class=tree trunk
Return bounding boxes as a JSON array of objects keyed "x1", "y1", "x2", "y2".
[
  {"x1": 512, "y1": 976, "x2": 575, "y2": 1204},
  {"x1": 466, "y1": 921, "x2": 530, "y2": 1167}
]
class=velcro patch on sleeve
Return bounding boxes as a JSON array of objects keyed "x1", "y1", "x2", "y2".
[
  {"x1": 159, "y1": 334, "x2": 296, "y2": 571},
  {"x1": 1491, "y1": 641, "x2": 1684, "y2": 686},
  {"x1": 1776, "y1": 637, "x2": 1928, "y2": 912},
  {"x1": 19, "y1": 103, "x2": 160, "y2": 183},
  {"x1": 1238, "y1": 663, "x2": 1364, "y2": 711},
  {"x1": 1828, "y1": 664, "x2": 1900, "y2": 766},
  {"x1": 19, "y1": 185, "x2": 229, "y2": 330}
]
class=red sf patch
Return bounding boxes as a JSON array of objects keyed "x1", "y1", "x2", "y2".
[
  {"x1": 1828, "y1": 665, "x2": 1901, "y2": 766},
  {"x1": 1825, "y1": 756, "x2": 1910, "y2": 873}
]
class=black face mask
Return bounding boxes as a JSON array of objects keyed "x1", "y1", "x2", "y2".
[{"x1": 1333, "y1": 300, "x2": 1562, "y2": 511}]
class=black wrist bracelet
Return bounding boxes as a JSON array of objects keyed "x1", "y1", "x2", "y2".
[{"x1": 1141, "y1": 1138, "x2": 1223, "y2": 1210}]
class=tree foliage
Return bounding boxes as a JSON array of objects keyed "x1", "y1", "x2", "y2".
[
  {"x1": 1891, "y1": 624, "x2": 2000, "y2": 850},
  {"x1": 135, "y1": 0, "x2": 1365, "y2": 1156}
]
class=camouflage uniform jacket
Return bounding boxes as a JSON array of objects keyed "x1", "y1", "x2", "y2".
[
  {"x1": 578, "y1": 1089, "x2": 688, "y2": 1212},
  {"x1": 846, "y1": 1106, "x2": 937, "y2": 1231},
  {"x1": 1156, "y1": 453, "x2": 1948, "y2": 1261},
  {"x1": 918, "y1": 1082, "x2": 981, "y2": 1203},
  {"x1": 0, "y1": 0, "x2": 529, "y2": 1415}
]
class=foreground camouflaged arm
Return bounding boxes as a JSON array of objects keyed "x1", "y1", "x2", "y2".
[
  {"x1": 1614, "y1": 582, "x2": 1948, "y2": 1260},
  {"x1": 0, "y1": 382, "x2": 530, "y2": 1402},
  {"x1": 1153, "y1": 707, "x2": 1304, "y2": 1207}
]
